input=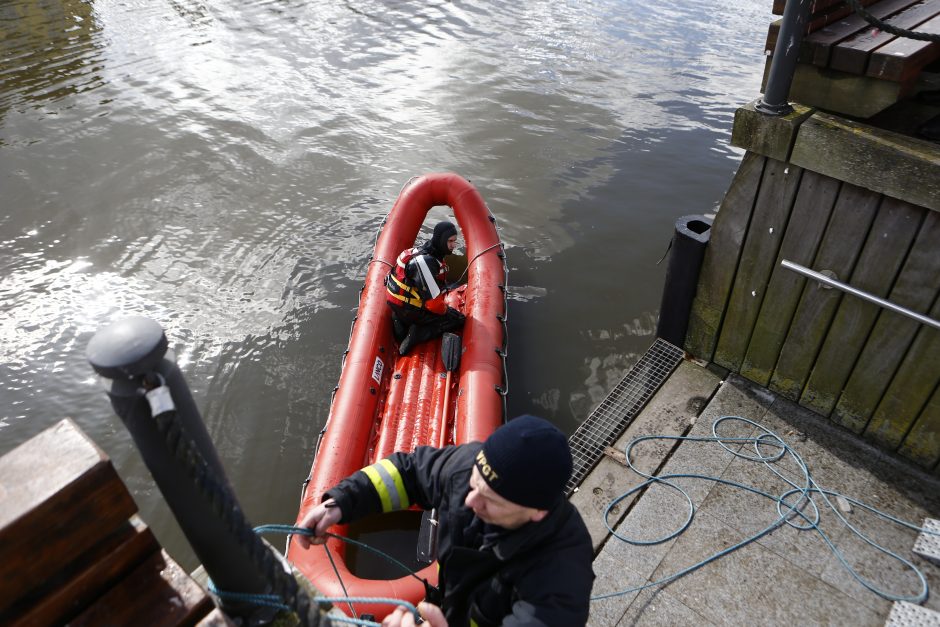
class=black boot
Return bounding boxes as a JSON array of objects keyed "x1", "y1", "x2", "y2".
[
  {"x1": 392, "y1": 317, "x2": 408, "y2": 343},
  {"x1": 399, "y1": 325, "x2": 418, "y2": 356}
]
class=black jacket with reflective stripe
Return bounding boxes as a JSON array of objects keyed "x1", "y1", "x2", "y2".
[{"x1": 325, "y1": 444, "x2": 595, "y2": 627}]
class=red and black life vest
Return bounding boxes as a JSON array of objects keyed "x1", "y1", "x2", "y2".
[{"x1": 386, "y1": 246, "x2": 447, "y2": 310}]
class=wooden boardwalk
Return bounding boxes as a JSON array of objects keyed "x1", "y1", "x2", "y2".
[
  {"x1": 0, "y1": 419, "x2": 227, "y2": 626},
  {"x1": 764, "y1": 0, "x2": 940, "y2": 117}
]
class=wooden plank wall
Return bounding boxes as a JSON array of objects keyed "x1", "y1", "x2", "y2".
[{"x1": 686, "y1": 153, "x2": 940, "y2": 473}]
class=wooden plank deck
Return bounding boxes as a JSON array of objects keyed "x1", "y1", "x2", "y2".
[
  {"x1": 864, "y1": 291, "x2": 940, "y2": 458},
  {"x1": 831, "y1": 210, "x2": 940, "y2": 433},
  {"x1": 830, "y1": 1, "x2": 940, "y2": 74},
  {"x1": 763, "y1": 0, "x2": 940, "y2": 117},
  {"x1": 684, "y1": 152, "x2": 766, "y2": 362},
  {"x1": 739, "y1": 170, "x2": 841, "y2": 386},
  {"x1": 0, "y1": 419, "x2": 221, "y2": 626},
  {"x1": 765, "y1": 183, "x2": 878, "y2": 401}
]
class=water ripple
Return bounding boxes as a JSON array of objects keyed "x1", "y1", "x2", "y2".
[{"x1": 2, "y1": 0, "x2": 771, "y2": 569}]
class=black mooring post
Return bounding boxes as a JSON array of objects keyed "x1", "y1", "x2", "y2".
[
  {"x1": 756, "y1": 0, "x2": 814, "y2": 115},
  {"x1": 86, "y1": 316, "x2": 274, "y2": 620},
  {"x1": 656, "y1": 215, "x2": 713, "y2": 347}
]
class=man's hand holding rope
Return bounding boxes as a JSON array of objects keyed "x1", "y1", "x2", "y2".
[
  {"x1": 295, "y1": 498, "x2": 343, "y2": 549},
  {"x1": 382, "y1": 602, "x2": 448, "y2": 627}
]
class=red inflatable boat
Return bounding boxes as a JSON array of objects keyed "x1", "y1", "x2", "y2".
[{"x1": 287, "y1": 173, "x2": 508, "y2": 620}]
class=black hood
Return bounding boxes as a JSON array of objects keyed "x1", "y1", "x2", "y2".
[{"x1": 425, "y1": 221, "x2": 458, "y2": 259}]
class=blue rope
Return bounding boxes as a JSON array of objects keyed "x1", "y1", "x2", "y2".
[
  {"x1": 208, "y1": 525, "x2": 424, "y2": 626},
  {"x1": 254, "y1": 525, "x2": 427, "y2": 584},
  {"x1": 207, "y1": 576, "x2": 419, "y2": 627},
  {"x1": 592, "y1": 415, "x2": 940, "y2": 604}
]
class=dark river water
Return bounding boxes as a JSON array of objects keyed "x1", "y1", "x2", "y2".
[{"x1": 1, "y1": 0, "x2": 768, "y2": 570}]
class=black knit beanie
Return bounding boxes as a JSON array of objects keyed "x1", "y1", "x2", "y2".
[{"x1": 475, "y1": 414, "x2": 573, "y2": 510}]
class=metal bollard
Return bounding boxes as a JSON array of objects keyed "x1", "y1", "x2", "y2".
[
  {"x1": 656, "y1": 215, "x2": 713, "y2": 347},
  {"x1": 86, "y1": 316, "x2": 276, "y2": 621}
]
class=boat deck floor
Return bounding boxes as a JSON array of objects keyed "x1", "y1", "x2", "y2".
[{"x1": 573, "y1": 359, "x2": 940, "y2": 626}]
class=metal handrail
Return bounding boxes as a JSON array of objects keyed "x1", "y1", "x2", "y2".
[{"x1": 781, "y1": 259, "x2": 940, "y2": 331}]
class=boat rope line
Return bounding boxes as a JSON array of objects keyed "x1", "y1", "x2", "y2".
[
  {"x1": 369, "y1": 259, "x2": 394, "y2": 270},
  {"x1": 254, "y1": 525, "x2": 432, "y2": 589},
  {"x1": 210, "y1": 524, "x2": 437, "y2": 625},
  {"x1": 845, "y1": 0, "x2": 940, "y2": 42},
  {"x1": 323, "y1": 538, "x2": 356, "y2": 617},
  {"x1": 455, "y1": 241, "x2": 503, "y2": 285},
  {"x1": 205, "y1": 574, "x2": 419, "y2": 627},
  {"x1": 592, "y1": 415, "x2": 940, "y2": 604}
]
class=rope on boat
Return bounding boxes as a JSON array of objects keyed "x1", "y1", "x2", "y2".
[
  {"x1": 205, "y1": 575, "x2": 420, "y2": 627},
  {"x1": 844, "y1": 0, "x2": 940, "y2": 43},
  {"x1": 454, "y1": 241, "x2": 503, "y2": 285},
  {"x1": 592, "y1": 415, "x2": 940, "y2": 604},
  {"x1": 209, "y1": 525, "x2": 435, "y2": 625},
  {"x1": 254, "y1": 526, "x2": 431, "y2": 587}
]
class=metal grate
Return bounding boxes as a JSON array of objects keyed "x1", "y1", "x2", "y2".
[
  {"x1": 912, "y1": 519, "x2": 940, "y2": 566},
  {"x1": 885, "y1": 601, "x2": 940, "y2": 627},
  {"x1": 566, "y1": 338, "x2": 684, "y2": 495}
]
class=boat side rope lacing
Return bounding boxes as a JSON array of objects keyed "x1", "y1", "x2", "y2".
[
  {"x1": 592, "y1": 415, "x2": 940, "y2": 603},
  {"x1": 845, "y1": 0, "x2": 940, "y2": 42}
]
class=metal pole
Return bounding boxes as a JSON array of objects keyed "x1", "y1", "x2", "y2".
[
  {"x1": 86, "y1": 316, "x2": 277, "y2": 621},
  {"x1": 756, "y1": 0, "x2": 814, "y2": 115},
  {"x1": 781, "y1": 260, "x2": 940, "y2": 331}
]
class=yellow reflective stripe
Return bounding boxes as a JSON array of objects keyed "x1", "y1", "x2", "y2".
[
  {"x1": 470, "y1": 619, "x2": 479, "y2": 627},
  {"x1": 361, "y1": 459, "x2": 411, "y2": 513},
  {"x1": 390, "y1": 275, "x2": 423, "y2": 300},
  {"x1": 387, "y1": 289, "x2": 423, "y2": 308},
  {"x1": 388, "y1": 274, "x2": 424, "y2": 307},
  {"x1": 378, "y1": 458, "x2": 410, "y2": 510},
  {"x1": 361, "y1": 465, "x2": 393, "y2": 512}
]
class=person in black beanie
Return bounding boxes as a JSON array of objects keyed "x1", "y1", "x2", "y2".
[
  {"x1": 296, "y1": 415, "x2": 595, "y2": 627},
  {"x1": 386, "y1": 220, "x2": 466, "y2": 356}
]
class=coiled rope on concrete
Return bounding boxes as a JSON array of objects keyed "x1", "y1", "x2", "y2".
[{"x1": 593, "y1": 415, "x2": 940, "y2": 604}]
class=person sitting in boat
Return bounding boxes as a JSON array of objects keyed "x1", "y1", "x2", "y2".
[
  {"x1": 386, "y1": 220, "x2": 466, "y2": 356},
  {"x1": 296, "y1": 414, "x2": 595, "y2": 627}
]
